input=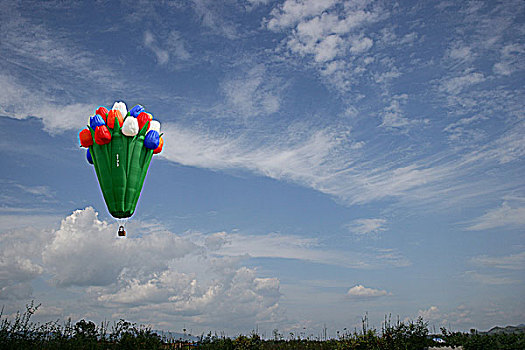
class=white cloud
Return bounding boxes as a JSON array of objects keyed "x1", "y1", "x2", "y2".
[
  {"x1": 159, "y1": 118, "x2": 523, "y2": 210},
  {"x1": 350, "y1": 36, "x2": 373, "y2": 54},
  {"x1": 246, "y1": 0, "x2": 271, "y2": 6},
  {"x1": 14, "y1": 184, "x2": 54, "y2": 198},
  {"x1": 266, "y1": 0, "x2": 339, "y2": 31},
  {"x1": 447, "y1": 45, "x2": 474, "y2": 62},
  {"x1": 266, "y1": 0, "x2": 385, "y2": 93},
  {"x1": 314, "y1": 34, "x2": 343, "y2": 63},
  {"x1": 464, "y1": 271, "x2": 518, "y2": 285},
  {"x1": 471, "y1": 251, "x2": 525, "y2": 270},
  {"x1": 220, "y1": 64, "x2": 281, "y2": 118},
  {"x1": 439, "y1": 71, "x2": 485, "y2": 95},
  {"x1": 0, "y1": 74, "x2": 94, "y2": 134},
  {"x1": 443, "y1": 115, "x2": 488, "y2": 142},
  {"x1": 144, "y1": 31, "x2": 170, "y2": 65},
  {"x1": 414, "y1": 305, "x2": 475, "y2": 328},
  {"x1": 143, "y1": 30, "x2": 190, "y2": 65},
  {"x1": 188, "y1": 230, "x2": 409, "y2": 268},
  {"x1": 347, "y1": 284, "x2": 389, "y2": 298},
  {"x1": 215, "y1": 232, "x2": 368, "y2": 268},
  {"x1": 191, "y1": 0, "x2": 238, "y2": 39},
  {"x1": 0, "y1": 226, "x2": 50, "y2": 300},
  {"x1": 417, "y1": 306, "x2": 440, "y2": 321},
  {"x1": 466, "y1": 200, "x2": 525, "y2": 231},
  {"x1": 1, "y1": 207, "x2": 284, "y2": 332},
  {"x1": 493, "y1": 43, "x2": 525, "y2": 76},
  {"x1": 42, "y1": 207, "x2": 197, "y2": 287},
  {"x1": 0, "y1": 4, "x2": 123, "y2": 89},
  {"x1": 380, "y1": 96, "x2": 411, "y2": 129},
  {"x1": 346, "y1": 218, "x2": 387, "y2": 235}
]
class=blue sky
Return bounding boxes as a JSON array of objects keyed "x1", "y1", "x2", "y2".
[{"x1": 1, "y1": 0, "x2": 524, "y2": 337}]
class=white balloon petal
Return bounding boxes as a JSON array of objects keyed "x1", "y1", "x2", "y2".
[
  {"x1": 149, "y1": 120, "x2": 161, "y2": 133},
  {"x1": 121, "y1": 117, "x2": 139, "y2": 136},
  {"x1": 112, "y1": 101, "x2": 128, "y2": 118}
]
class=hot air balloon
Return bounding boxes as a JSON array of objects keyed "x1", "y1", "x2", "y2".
[{"x1": 79, "y1": 102, "x2": 163, "y2": 236}]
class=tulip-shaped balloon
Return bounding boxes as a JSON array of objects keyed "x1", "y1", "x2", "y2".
[
  {"x1": 90, "y1": 115, "x2": 105, "y2": 130},
  {"x1": 86, "y1": 149, "x2": 94, "y2": 164},
  {"x1": 84, "y1": 101, "x2": 159, "y2": 220},
  {"x1": 112, "y1": 101, "x2": 128, "y2": 118},
  {"x1": 144, "y1": 130, "x2": 160, "y2": 149},
  {"x1": 149, "y1": 120, "x2": 161, "y2": 133},
  {"x1": 79, "y1": 129, "x2": 93, "y2": 147},
  {"x1": 129, "y1": 104, "x2": 145, "y2": 117},
  {"x1": 137, "y1": 112, "x2": 153, "y2": 131},
  {"x1": 107, "y1": 110, "x2": 124, "y2": 128},
  {"x1": 95, "y1": 125, "x2": 111, "y2": 145},
  {"x1": 154, "y1": 137, "x2": 164, "y2": 154},
  {"x1": 96, "y1": 107, "x2": 109, "y2": 122},
  {"x1": 122, "y1": 116, "x2": 139, "y2": 136}
]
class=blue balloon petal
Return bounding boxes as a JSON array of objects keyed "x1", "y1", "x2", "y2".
[
  {"x1": 87, "y1": 149, "x2": 94, "y2": 164},
  {"x1": 89, "y1": 114, "x2": 105, "y2": 130},
  {"x1": 144, "y1": 130, "x2": 160, "y2": 149},
  {"x1": 129, "y1": 105, "x2": 145, "y2": 117}
]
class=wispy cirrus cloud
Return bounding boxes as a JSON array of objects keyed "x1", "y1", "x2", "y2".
[
  {"x1": 143, "y1": 30, "x2": 190, "y2": 65},
  {"x1": 466, "y1": 199, "x2": 525, "y2": 231},
  {"x1": 0, "y1": 74, "x2": 94, "y2": 133},
  {"x1": 346, "y1": 218, "x2": 387, "y2": 236},
  {"x1": 160, "y1": 118, "x2": 523, "y2": 209},
  {"x1": 471, "y1": 251, "x2": 525, "y2": 270},
  {"x1": 190, "y1": 0, "x2": 239, "y2": 39},
  {"x1": 493, "y1": 44, "x2": 525, "y2": 76},
  {"x1": 0, "y1": 2, "x2": 127, "y2": 132},
  {"x1": 220, "y1": 64, "x2": 282, "y2": 119},
  {"x1": 464, "y1": 271, "x2": 519, "y2": 285},
  {"x1": 195, "y1": 231, "x2": 409, "y2": 269},
  {"x1": 0, "y1": 2, "x2": 124, "y2": 91}
]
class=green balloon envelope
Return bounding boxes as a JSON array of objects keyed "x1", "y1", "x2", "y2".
[{"x1": 88, "y1": 119, "x2": 153, "y2": 218}]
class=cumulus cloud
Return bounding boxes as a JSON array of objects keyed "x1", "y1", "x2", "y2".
[
  {"x1": 42, "y1": 208, "x2": 197, "y2": 287},
  {"x1": 265, "y1": 0, "x2": 385, "y2": 92},
  {"x1": 439, "y1": 71, "x2": 485, "y2": 95},
  {"x1": 347, "y1": 285, "x2": 389, "y2": 298},
  {"x1": 417, "y1": 306, "x2": 440, "y2": 321},
  {"x1": 266, "y1": 0, "x2": 338, "y2": 30},
  {"x1": 0, "y1": 226, "x2": 50, "y2": 300},
  {"x1": 447, "y1": 45, "x2": 474, "y2": 62},
  {"x1": 380, "y1": 95, "x2": 425, "y2": 129},
  {"x1": 2, "y1": 208, "x2": 284, "y2": 331}
]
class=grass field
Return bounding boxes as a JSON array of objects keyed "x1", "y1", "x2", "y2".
[{"x1": 1, "y1": 302, "x2": 523, "y2": 349}]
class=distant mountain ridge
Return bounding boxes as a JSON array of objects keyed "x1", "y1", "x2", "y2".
[
  {"x1": 481, "y1": 324, "x2": 525, "y2": 335},
  {"x1": 153, "y1": 330, "x2": 200, "y2": 342}
]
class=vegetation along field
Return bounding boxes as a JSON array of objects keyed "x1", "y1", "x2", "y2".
[{"x1": 1, "y1": 303, "x2": 524, "y2": 349}]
